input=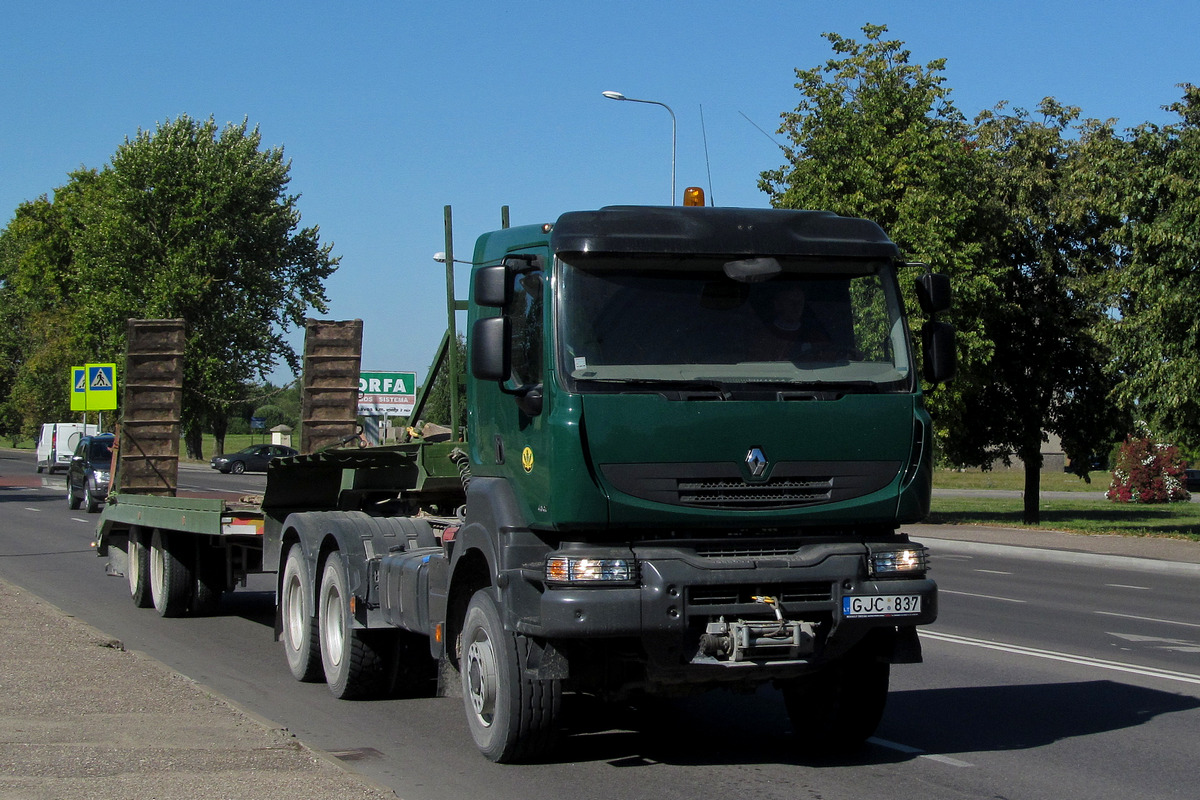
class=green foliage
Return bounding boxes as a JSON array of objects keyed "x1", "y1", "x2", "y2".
[
  {"x1": 1106, "y1": 434, "x2": 1190, "y2": 504},
  {"x1": 762, "y1": 25, "x2": 1125, "y2": 523},
  {"x1": 0, "y1": 115, "x2": 338, "y2": 457},
  {"x1": 251, "y1": 403, "x2": 292, "y2": 431},
  {"x1": 1088, "y1": 85, "x2": 1200, "y2": 452},
  {"x1": 419, "y1": 335, "x2": 467, "y2": 432}
]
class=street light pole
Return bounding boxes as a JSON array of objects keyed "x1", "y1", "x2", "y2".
[{"x1": 602, "y1": 90, "x2": 676, "y2": 205}]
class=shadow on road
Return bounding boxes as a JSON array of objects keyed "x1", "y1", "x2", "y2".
[{"x1": 547, "y1": 678, "x2": 1199, "y2": 767}]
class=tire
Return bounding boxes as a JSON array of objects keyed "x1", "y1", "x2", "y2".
[
  {"x1": 318, "y1": 554, "x2": 390, "y2": 699},
  {"x1": 461, "y1": 589, "x2": 561, "y2": 763},
  {"x1": 230, "y1": 460, "x2": 246, "y2": 475},
  {"x1": 781, "y1": 653, "x2": 890, "y2": 752},
  {"x1": 67, "y1": 481, "x2": 82, "y2": 510},
  {"x1": 127, "y1": 528, "x2": 153, "y2": 608},
  {"x1": 84, "y1": 484, "x2": 100, "y2": 513},
  {"x1": 281, "y1": 545, "x2": 323, "y2": 682},
  {"x1": 149, "y1": 528, "x2": 193, "y2": 617}
]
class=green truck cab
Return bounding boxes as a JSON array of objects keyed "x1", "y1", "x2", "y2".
[{"x1": 420, "y1": 204, "x2": 950, "y2": 759}]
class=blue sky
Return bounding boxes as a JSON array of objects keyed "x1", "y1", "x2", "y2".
[{"x1": 4, "y1": 1, "x2": 1198, "y2": 384}]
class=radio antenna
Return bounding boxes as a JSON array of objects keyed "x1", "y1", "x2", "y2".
[
  {"x1": 700, "y1": 104, "x2": 715, "y2": 205},
  {"x1": 739, "y1": 110, "x2": 789, "y2": 155}
]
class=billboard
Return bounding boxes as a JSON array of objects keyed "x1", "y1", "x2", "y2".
[{"x1": 358, "y1": 371, "x2": 416, "y2": 417}]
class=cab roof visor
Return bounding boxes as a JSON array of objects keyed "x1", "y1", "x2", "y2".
[{"x1": 550, "y1": 206, "x2": 899, "y2": 259}]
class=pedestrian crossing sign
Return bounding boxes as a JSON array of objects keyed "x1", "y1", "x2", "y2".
[{"x1": 70, "y1": 366, "x2": 88, "y2": 411}]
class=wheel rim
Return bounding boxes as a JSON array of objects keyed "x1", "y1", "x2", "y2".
[
  {"x1": 465, "y1": 629, "x2": 499, "y2": 726},
  {"x1": 150, "y1": 530, "x2": 165, "y2": 604},
  {"x1": 128, "y1": 537, "x2": 141, "y2": 595},
  {"x1": 320, "y1": 577, "x2": 344, "y2": 668},
  {"x1": 232, "y1": 461, "x2": 245, "y2": 474},
  {"x1": 283, "y1": 571, "x2": 304, "y2": 651}
]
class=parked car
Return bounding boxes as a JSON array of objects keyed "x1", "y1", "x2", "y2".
[
  {"x1": 66, "y1": 433, "x2": 114, "y2": 513},
  {"x1": 210, "y1": 444, "x2": 298, "y2": 474},
  {"x1": 1185, "y1": 469, "x2": 1200, "y2": 491}
]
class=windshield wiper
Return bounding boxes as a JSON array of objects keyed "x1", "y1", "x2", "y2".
[{"x1": 575, "y1": 377, "x2": 732, "y2": 400}]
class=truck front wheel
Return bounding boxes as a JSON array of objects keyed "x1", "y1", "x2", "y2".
[
  {"x1": 461, "y1": 590, "x2": 561, "y2": 763},
  {"x1": 781, "y1": 654, "x2": 890, "y2": 752},
  {"x1": 318, "y1": 555, "x2": 391, "y2": 699},
  {"x1": 281, "y1": 545, "x2": 322, "y2": 682}
]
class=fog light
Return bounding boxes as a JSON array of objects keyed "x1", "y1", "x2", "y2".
[
  {"x1": 869, "y1": 547, "x2": 928, "y2": 577},
  {"x1": 545, "y1": 556, "x2": 636, "y2": 584}
]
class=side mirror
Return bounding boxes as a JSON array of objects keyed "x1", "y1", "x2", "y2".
[
  {"x1": 914, "y1": 272, "x2": 952, "y2": 315},
  {"x1": 471, "y1": 316, "x2": 511, "y2": 381},
  {"x1": 474, "y1": 265, "x2": 509, "y2": 307},
  {"x1": 921, "y1": 321, "x2": 956, "y2": 384}
]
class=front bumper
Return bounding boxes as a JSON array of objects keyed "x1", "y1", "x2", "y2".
[{"x1": 509, "y1": 544, "x2": 936, "y2": 678}]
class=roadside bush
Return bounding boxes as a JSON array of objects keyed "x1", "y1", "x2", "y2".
[{"x1": 1106, "y1": 435, "x2": 1189, "y2": 503}]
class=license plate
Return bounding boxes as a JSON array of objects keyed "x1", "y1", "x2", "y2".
[{"x1": 843, "y1": 594, "x2": 922, "y2": 617}]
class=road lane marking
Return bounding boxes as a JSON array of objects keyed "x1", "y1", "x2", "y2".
[
  {"x1": 1096, "y1": 611, "x2": 1200, "y2": 629},
  {"x1": 974, "y1": 569, "x2": 1013, "y2": 575},
  {"x1": 869, "y1": 737, "x2": 974, "y2": 767},
  {"x1": 922, "y1": 630, "x2": 1200, "y2": 686},
  {"x1": 1104, "y1": 583, "x2": 1151, "y2": 591},
  {"x1": 940, "y1": 589, "x2": 1026, "y2": 604},
  {"x1": 1107, "y1": 632, "x2": 1200, "y2": 653},
  {"x1": 23, "y1": 508, "x2": 41, "y2": 512}
]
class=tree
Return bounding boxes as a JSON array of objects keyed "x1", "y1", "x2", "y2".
[
  {"x1": 1091, "y1": 86, "x2": 1200, "y2": 453},
  {"x1": 68, "y1": 115, "x2": 339, "y2": 458},
  {"x1": 420, "y1": 335, "x2": 467, "y2": 434},
  {"x1": 951, "y1": 101, "x2": 1123, "y2": 522},
  {"x1": 761, "y1": 26, "x2": 1121, "y2": 523},
  {"x1": 759, "y1": 24, "x2": 1002, "y2": 457}
]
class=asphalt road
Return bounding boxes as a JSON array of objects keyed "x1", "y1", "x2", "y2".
[{"x1": 2, "y1": 448, "x2": 1198, "y2": 800}]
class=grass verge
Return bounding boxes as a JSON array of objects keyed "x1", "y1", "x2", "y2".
[{"x1": 928, "y1": 495, "x2": 1200, "y2": 542}]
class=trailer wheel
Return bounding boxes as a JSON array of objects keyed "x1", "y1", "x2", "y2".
[
  {"x1": 318, "y1": 555, "x2": 390, "y2": 699},
  {"x1": 281, "y1": 545, "x2": 323, "y2": 682},
  {"x1": 461, "y1": 590, "x2": 561, "y2": 763},
  {"x1": 781, "y1": 653, "x2": 890, "y2": 752},
  {"x1": 127, "y1": 528, "x2": 153, "y2": 608},
  {"x1": 150, "y1": 528, "x2": 193, "y2": 617}
]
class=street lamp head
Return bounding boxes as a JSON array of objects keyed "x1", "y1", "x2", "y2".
[
  {"x1": 432, "y1": 252, "x2": 447, "y2": 263},
  {"x1": 602, "y1": 90, "x2": 626, "y2": 101}
]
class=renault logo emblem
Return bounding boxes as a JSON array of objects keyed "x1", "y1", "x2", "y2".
[{"x1": 745, "y1": 447, "x2": 768, "y2": 478}]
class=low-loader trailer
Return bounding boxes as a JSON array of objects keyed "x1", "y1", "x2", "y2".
[{"x1": 97, "y1": 197, "x2": 955, "y2": 763}]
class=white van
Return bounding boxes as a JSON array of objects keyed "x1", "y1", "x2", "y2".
[{"x1": 36, "y1": 422, "x2": 98, "y2": 473}]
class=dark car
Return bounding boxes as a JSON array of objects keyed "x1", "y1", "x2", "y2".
[
  {"x1": 1186, "y1": 469, "x2": 1200, "y2": 491},
  {"x1": 210, "y1": 444, "x2": 298, "y2": 474},
  {"x1": 67, "y1": 433, "x2": 115, "y2": 513}
]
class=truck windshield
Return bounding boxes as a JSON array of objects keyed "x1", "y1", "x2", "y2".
[{"x1": 557, "y1": 255, "x2": 913, "y2": 394}]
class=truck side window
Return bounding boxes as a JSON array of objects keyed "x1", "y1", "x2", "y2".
[{"x1": 507, "y1": 267, "x2": 543, "y2": 387}]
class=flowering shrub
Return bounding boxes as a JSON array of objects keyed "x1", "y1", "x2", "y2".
[{"x1": 1106, "y1": 436, "x2": 1190, "y2": 503}]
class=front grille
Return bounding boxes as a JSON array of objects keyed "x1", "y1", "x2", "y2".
[
  {"x1": 688, "y1": 582, "x2": 833, "y2": 607},
  {"x1": 602, "y1": 460, "x2": 901, "y2": 510},
  {"x1": 678, "y1": 477, "x2": 832, "y2": 508},
  {"x1": 689, "y1": 541, "x2": 803, "y2": 558}
]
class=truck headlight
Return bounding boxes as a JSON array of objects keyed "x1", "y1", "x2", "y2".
[
  {"x1": 545, "y1": 556, "x2": 637, "y2": 584},
  {"x1": 868, "y1": 547, "x2": 929, "y2": 578}
]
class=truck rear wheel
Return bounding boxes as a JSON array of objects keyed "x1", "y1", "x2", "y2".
[
  {"x1": 150, "y1": 528, "x2": 193, "y2": 617},
  {"x1": 127, "y1": 528, "x2": 152, "y2": 608},
  {"x1": 461, "y1": 590, "x2": 561, "y2": 763},
  {"x1": 781, "y1": 654, "x2": 890, "y2": 752},
  {"x1": 281, "y1": 545, "x2": 322, "y2": 682},
  {"x1": 318, "y1": 555, "x2": 390, "y2": 699}
]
